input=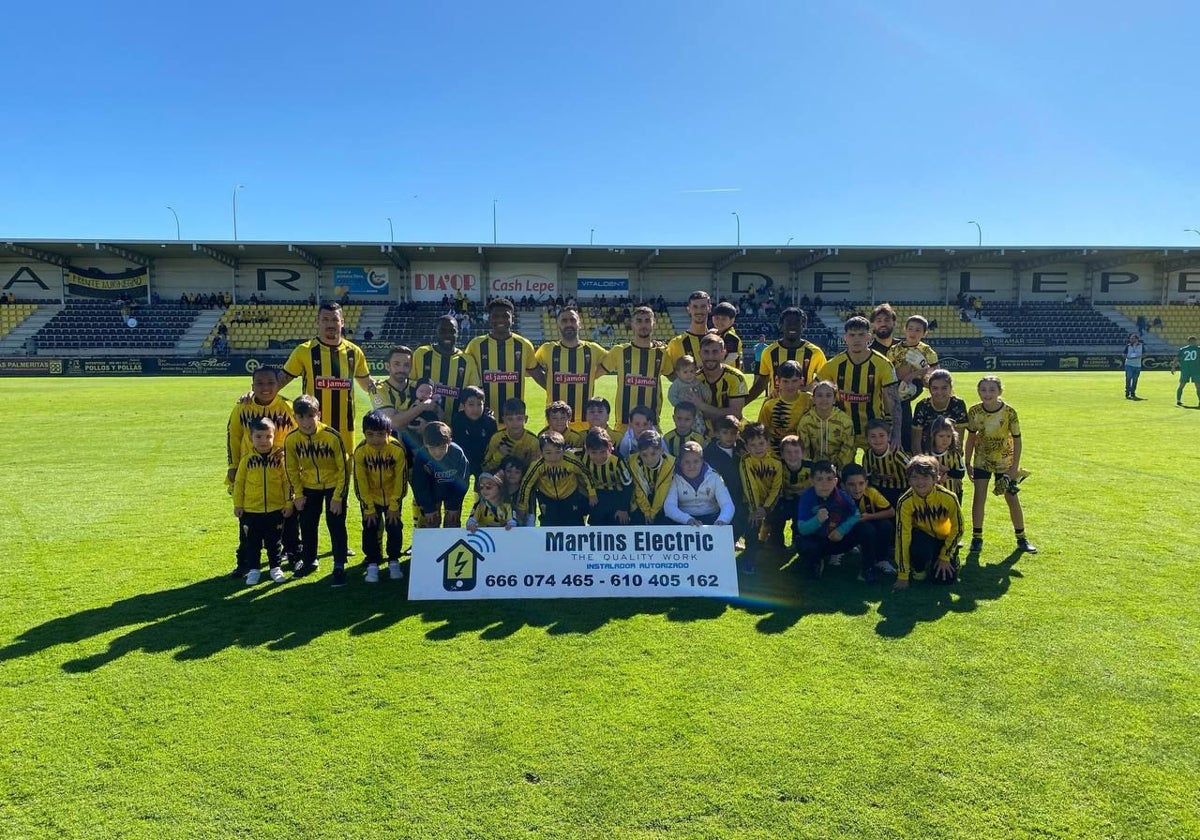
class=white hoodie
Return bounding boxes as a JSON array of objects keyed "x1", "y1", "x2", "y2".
[{"x1": 663, "y1": 464, "x2": 735, "y2": 524}]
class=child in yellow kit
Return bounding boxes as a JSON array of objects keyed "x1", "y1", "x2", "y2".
[
  {"x1": 353, "y1": 410, "x2": 409, "y2": 584},
  {"x1": 233, "y1": 417, "x2": 294, "y2": 586}
]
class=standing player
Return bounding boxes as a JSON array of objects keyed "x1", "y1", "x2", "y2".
[
  {"x1": 1174, "y1": 335, "x2": 1200, "y2": 407},
  {"x1": 695, "y1": 332, "x2": 748, "y2": 423},
  {"x1": 818, "y1": 316, "x2": 901, "y2": 453},
  {"x1": 665, "y1": 290, "x2": 714, "y2": 375},
  {"x1": 868, "y1": 303, "x2": 899, "y2": 358},
  {"x1": 711, "y1": 301, "x2": 743, "y2": 368},
  {"x1": 747, "y1": 308, "x2": 827, "y2": 403},
  {"x1": 534, "y1": 307, "x2": 606, "y2": 430},
  {"x1": 910, "y1": 369, "x2": 968, "y2": 455},
  {"x1": 601, "y1": 305, "x2": 668, "y2": 431},
  {"x1": 465, "y1": 298, "x2": 541, "y2": 419},
  {"x1": 225, "y1": 366, "x2": 299, "y2": 574},
  {"x1": 278, "y1": 302, "x2": 377, "y2": 452},
  {"x1": 963, "y1": 376, "x2": 1036, "y2": 555},
  {"x1": 411, "y1": 315, "x2": 480, "y2": 420}
]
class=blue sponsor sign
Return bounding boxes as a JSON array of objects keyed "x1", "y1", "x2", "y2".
[
  {"x1": 577, "y1": 275, "x2": 629, "y2": 296},
  {"x1": 333, "y1": 266, "x2": 390, "y2": 296}
]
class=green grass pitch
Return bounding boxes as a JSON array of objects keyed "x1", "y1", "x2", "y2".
[{"x1": 0, "y1": 370, "x2": 1196, "y2": 839}]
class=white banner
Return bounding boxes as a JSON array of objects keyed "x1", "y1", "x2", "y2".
[
  {"x1": 410, "y1": 525, "x2": 739, "y2": 600},
  {"x1": 489, "y1": 262, "x2": 558, "y2": 299},
  {"x1": 410, "y1": 262, "x2": 483, "y2": 302}
]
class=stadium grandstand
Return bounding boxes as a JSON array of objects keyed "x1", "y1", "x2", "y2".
[{"x1": 1, "y1": 240, "x2": 1198, "y2": 374}]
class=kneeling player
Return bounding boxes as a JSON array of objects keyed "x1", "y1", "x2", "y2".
[
  {"x1": 584, "y1": 427, "x2": 634, "y2": 525},
  {"x1": 793, "y1": 460, "x2": 870, "y2": 580},
  {"x1": 517, "y1": 432, "x2": 596, "y2": 526},
  {"x1": 893, "y1": 455, "x2": 963, "y2": 589}
]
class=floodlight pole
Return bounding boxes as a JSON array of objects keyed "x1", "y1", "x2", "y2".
[
  {"x1": 233, "y1": 185, "x2": 245, "y2": 240},
  {"x1": 968, "y1": 220, "x2": 982, "y2": 246},
  {"x1": 166, "y1": 206, "x2": 180, "y2": 240}
]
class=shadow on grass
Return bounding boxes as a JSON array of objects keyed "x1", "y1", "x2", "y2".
[
  {"x1": 0, "y1": 550, "x2": 1026, "y2": 670},
  {"x1": 0, "y1": 569, "x2": 736, "y2": 671},
  {"x1": 873, "y1": 549, "x2": 1025, "y2": 638}
]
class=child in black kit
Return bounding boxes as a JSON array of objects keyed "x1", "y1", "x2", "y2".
[
  {"x1": 449, "y1": 385, "x2": 497, "y2": 479},
  {"x1": 412, "y1": 422, "x2": 471, "y2": 528}
]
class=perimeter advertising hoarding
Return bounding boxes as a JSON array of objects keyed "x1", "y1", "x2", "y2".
[
  {"x1": 333, "y1": 267, "x2": 390, "y2": 297},
  {"x1": 410, "y1": 262, "x2": 482, "y2": 302},
  {"x1": 410, "y1": 526, "x2": 739, "y2": 601},
  {"x1": 489, "y1": 263, "x2": 558, "y2": 299},
  {"x1": 576, "y1": 271, "x2": 630, "y2": 298}
]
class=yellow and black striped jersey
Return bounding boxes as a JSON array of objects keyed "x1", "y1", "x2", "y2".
[
  {"x1": 930, "y1": 447, "x2": 966, "y2": 481},
  {"x1": 740, "y1": 452, "x2": 783, "y2": 511},
  {"x1": 464, "y1": 332, "x2": 538, "y2": 416},
  {"x1": 410, "y1": 345, "x2": 480, "y2": 419},
  {"x1": 537, "y1": 426, "x2": 585, "y2": 452},
  {"x1": 483, "y1": 429, "x2": 542, "y2": 473},
  {"x1": 862, "y1": 447, "x2": 910, "y2": 493},
  {"x1": 757, "y1": 393, "x2": 813, "y2": 450},
  {"x1": 700, "y1": 365, "x2": 749, "y2": 412},
  {"x1": 535, "y1": 341, "x2": 605, "y2": 427},
  {"x1": 283, "y1": 337, "x2": 370, "y2": 436},
  {"x1": 226, "y1": 395, "x2": 295, "y2": 473},
  {"x1": 517, "y1": 454, "x2": 596, "y2": 516},
  {"x1": 585, "y1": 453, "x2": 634, "y2": 493},
  {"x1": 629, "y1": 452, "x2": 675, "y2": 520},
  {"x1": 720, "y1": 327, "x2": 743, "y2": 368},
  {"x1": 602, "y1": 342, "x2": 668, "y2": 426},
  {"x1": 758, "y1": 341, "x2": 827, "y2": 395},
  {"x1": 352, "y1": 439, "x2": 408, "y2": 514},
  {"x1": 284, "y1": 423, "x2": 349, "y2": 497},
  {"x1": 795, "y1": 408, "x2": 856, "y2": 469},
  {"x1": 234, "y1": 447, "x2": 293, "y2": 513},
  {"x1": 780, "y1": 461, "x2": 811, "y2": 501},
  {"x1": 818, "y1": 351, "x2": 898, "y2": 436},
  {"x1": 662, "y1": 428, "x2": 707, "y2": 459},
  {"x1": 966, "y1": 401, "x2": 1021, "y2": 469},
  {"x1": 468, "y1": 497, "x2": 515, "y2": 528},
  {"x1": 854, "y1": 486, "x2": 893, "y2": 516},
  {"x1": 664, "y1": 331, "x2": 712, "y2": 375},
  {"x1": 895, "y1": 486, "x2": 963, "y2": 581},
  {"x1": 372, "y1": 377, "x2": 417, "y2": 415}
]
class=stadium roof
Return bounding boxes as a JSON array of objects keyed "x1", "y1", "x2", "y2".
[{"x1": 3, "y1": 240, "x2": 1199, "y2": 271}]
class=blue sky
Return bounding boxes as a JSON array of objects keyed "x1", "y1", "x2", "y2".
[{"x1": 3, "y1": 1, "x2": 1199, "y2": 247}]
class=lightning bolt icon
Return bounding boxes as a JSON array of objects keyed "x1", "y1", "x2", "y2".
[{"x1": 454, "y1": 555, "x2": 468, "y2": 576}]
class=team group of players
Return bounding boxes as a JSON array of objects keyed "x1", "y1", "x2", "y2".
[{"x1": 227, "y1": 296, "x2": 1039, "y2": 591}]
